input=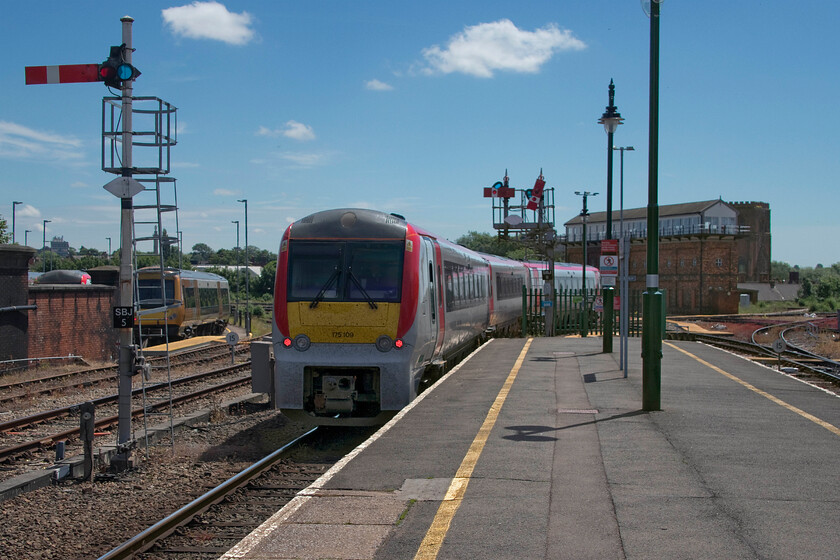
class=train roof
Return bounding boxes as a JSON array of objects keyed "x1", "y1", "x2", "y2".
[
  {"x1": 34, "y1": 269, "x2": 91, "y2": 284},
  {"x1": 289, "y1": 208, "x2": 408, "y2": 240},
  {"x1": 137, "y1": 267, "x2": 229, "y2": 282}
]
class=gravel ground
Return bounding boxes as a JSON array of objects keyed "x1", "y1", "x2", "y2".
[{"x1": 0, "y1": 405, "x2": 312, "y2": 560}]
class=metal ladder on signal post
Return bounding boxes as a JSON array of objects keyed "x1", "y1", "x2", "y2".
[{"x1": 103, "y1": 95, "x2": 180, "y2": 455}]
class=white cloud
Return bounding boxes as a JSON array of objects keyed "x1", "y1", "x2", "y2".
[
  {"x1": 280, "y1": 152, "x2": 325, "y2": 167},
  {"x1": 0, "y1": 121, "x2": 84, "y2": 162},
  {"x1": 257, "y1": 121, "x2": 316, "y2": 141},
  {"x1": 365, "y1": 79, "x2": 394, "y2": 91},
  {"x1": 421, "y1": 19, "x2": 585, "y2": 78},
  {"x1": 162, "y1": 1, "x2": 256, "y2": 45},
  {"x1": 281, "y1": 121, "x2": 316, "y2": 141},
  {"x1": 17, "y1": 204, "x2": 41, "y2": 218},
  {"x1": 213, "y1": 188, "x2": 237, "y2": 196}
]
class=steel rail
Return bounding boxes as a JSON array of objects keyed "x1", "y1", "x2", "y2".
[
  {"x1": 0, "y1": 362, "x2": 251, "y2": 432},
  {"x1": 0, "y1": 374, "x2": 252, "y2": 461},
  {"x1": 688, "y1": 332, "x2": 840, "y2": 382},
  {"x1": 0, "y1": 340, "x2": 249, "y2": 394},
  {"x1": 95, "y1": 427, "x2": 319, "y2": 560}
]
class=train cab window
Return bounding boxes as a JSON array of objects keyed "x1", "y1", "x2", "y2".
[
  {"x1": 288, "y1": 243, "x2": 343, "y2": 301},
  {"x1": 347, "y1": 243, "x2": 402, "y2": 302},
  {"x1": 287, "y1": 241, "x2": 403, "y2": 303}
]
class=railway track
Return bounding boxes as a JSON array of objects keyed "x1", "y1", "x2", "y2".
[
  {"x1": 673, "y1": 329, "x2": 840, "y2": 387},
  {"x1": 97, "y1": 426, "x2": 375, "y2": 560},
  {"x1": 0, "y1": 341, "x2": 250, "y2": 407},
  {"x1": 0, "y1": 361, "x2": 254, "y2": 480}
]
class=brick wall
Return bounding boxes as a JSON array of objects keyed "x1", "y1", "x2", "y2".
[
  {"x1": 730, "y1": 201, "x2": 771, "y2": 282},
  {"x1": 28, "y1": 285, "x2": 119, "y2": 362},
  {"x1": 0, "y1": 245, "x2": 36, "y2": 362},
  {"x1": 565, "y1": 234, "x2": 740, "y2": 315}
]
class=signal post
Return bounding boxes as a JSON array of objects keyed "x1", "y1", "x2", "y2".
[{"x1": 26, "y1": 16, "x2": 143, "y2": 469}]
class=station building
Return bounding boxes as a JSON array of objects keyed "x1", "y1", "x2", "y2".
[{"x1": 563, "y1": 199, "x2": 771, "y2": 315}]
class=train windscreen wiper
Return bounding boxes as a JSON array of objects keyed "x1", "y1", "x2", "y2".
[
  {"x1": 348, "y1": 270, "x2": 378, "y2": 309},
  {"x1": 309, "y1": 268, "x2": 341, "y2": 308}
]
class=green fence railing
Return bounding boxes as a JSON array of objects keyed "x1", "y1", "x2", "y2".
[{"x1": 521, "y1": 286, "x2": 643, "y2": 338}]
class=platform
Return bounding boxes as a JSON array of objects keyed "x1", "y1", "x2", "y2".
[
  {"x1": 143, "y1": 325, "x2": 248, "y2": 355},
  {"x1": 221, "y1": 336, "x2": 840, "y2": 560}
]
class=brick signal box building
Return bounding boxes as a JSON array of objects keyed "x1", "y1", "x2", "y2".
[{"x1": 563, "y1": 199, "x2": 770, "y2": 315}]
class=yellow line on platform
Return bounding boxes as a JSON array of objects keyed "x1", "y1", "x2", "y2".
[
  {"x1": 414, "y1": 338, "x2": 533, "y2": 560},
  {"x1": 666, "y1": 342, "x2": 840, "y2": 438}
]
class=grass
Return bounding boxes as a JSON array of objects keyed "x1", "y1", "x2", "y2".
[
  {"x1": 249, "y1": 316, "x2": 273, "y2": 338},
  {"x1": 739, "y1": 301, "x2": 805, "y2": 314}
]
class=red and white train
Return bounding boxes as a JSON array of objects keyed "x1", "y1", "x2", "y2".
[{"x1": 252, "y1": 208, "x2": 598, "y2": 426}]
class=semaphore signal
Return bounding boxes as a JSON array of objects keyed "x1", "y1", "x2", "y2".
[{"x1": 25, "y1": 63, "x2": 101, "y2": 84}]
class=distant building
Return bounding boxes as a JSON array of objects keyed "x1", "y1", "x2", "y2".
[
  {"x1": 729, "y1": 201, "x2": 771, "y2": 283},
  {"x1": 50, "y1": 236, "x2": 70, "y2": 258},
  {"x1": 563, "y1": 199, "x2": 771, "y2": 315}
]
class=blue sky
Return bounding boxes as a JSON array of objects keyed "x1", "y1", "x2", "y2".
[{"x1": 1, "y1": 1, "x2": 838, "y2": 268}]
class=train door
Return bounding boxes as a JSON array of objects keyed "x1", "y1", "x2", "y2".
[{"x1": 421, "y1": 237, "x2": 439, "y2": 355}]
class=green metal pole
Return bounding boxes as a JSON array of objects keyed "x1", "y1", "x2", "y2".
[
  {"x1": 581, "y1": 218, "x2": 588, "y2": 337},
  {"x1": 521, "y1": 284, "x2": 527, "y2": 337},
  {"x1": 642, "y1": 0, "x2": 662, "y2": 411},
  {"x1": 602, "y1": 122, "x2": 614, "y2": 348},
  {"x1": 600, "y1": 81, "x2": 622, "y2": 354},
  {"x1": 602, "y1": 114, "x2": 615, "y2": 351}
]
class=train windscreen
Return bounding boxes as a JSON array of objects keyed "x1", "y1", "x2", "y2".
[
  {"x1": 137, "y1": 278, "x2": 177, "y2": 308},
  {"x1": 288, "y1": 241, "x2": 403, "y2": 303}
]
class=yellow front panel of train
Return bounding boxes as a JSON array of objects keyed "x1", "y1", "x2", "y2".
[{"x1": 288, "y1": 302, "x2": 400, "y2": 343}]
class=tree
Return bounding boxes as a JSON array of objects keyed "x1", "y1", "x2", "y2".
[
  {"x1": 0, "y1": 215, "x2": 8, "y2": 244},
  {"x1": 247, "y1": 246, "x2": 275, "y2": 266},
  {"x1": 455, "y1": 231, "x2": 526, "y2": 259},
  {"x1": 190, "y1": 243, "x2": 214, "y2": 264},
  {"x1": 770, "y1": 261, "x2": 791, "y2": 283},
  {"x1": 211, "y1": 248, "x2": 236, "y2": 265},
  {"x1": 254, "y1": 261, "x2": 277, "y2": 295}
]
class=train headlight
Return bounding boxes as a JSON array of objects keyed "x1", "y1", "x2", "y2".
[
  {"x1": 282, "y1": 337, "x2": 293, "y2": 348},
  {"x1": 394, "y1": 339, "x2": 404, "y2": 349},
  {"x1": 375, "y1": 335, "x2": 393, "y2": 353},
  {"x1": 293, "y1": 334, "x2": 311, "y2": 352}
]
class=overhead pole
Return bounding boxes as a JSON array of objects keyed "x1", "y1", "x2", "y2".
[
  {"x1": 598, "y1": 80, "x2": 624, "y2": 354},
  {"x1": 642, "y1": 0, "x2": 663, "y2": 411},
  {"x1": 115, "y1": 15, "x2": 137, "y2": 466}
]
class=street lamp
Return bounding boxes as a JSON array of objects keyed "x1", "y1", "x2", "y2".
[
  {"x1": 598, "y1": 80, "x2": 624, "y2": 354},
  {"x1": 643, "y1": 0, "x2": 663, "y2": 411},
  {"x1": 24, "y1": 230, "x2": 31, "y2": 247},
  {"x1": 106, "y1": 237, "x2": 112, "y2": 257},
  {"x1": 237, "y1": 199, "x2": 250, "y2": 335},
  {"x1": 232, "y1": 219, "x2": 240, "y2": 322},
  {"x1": 42, "y1": 219, "x2": 51, "y2": 273},
  {"x1": 12, "y1": 201, "x2": 22, "y2": 244},
  {"x1": 575, "y1": 191, "x2": 598, "y2": 337},
  {"x1": 614, "y1": 146, "x2": 634, "y2": 377}
]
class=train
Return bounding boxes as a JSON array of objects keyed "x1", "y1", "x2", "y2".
[
  {"x1": 252, "y1": 208, "x2": 599, "y2": 426},
  {"x1": 34, "y1": 269, "x2": 92, "y2": 284},
  {"x1": 135, "y1": 267, "x2": 232, "y2": 342}
]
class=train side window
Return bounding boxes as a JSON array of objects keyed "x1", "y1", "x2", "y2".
[{"x1": 184, "y1": 285, "x2": 197, "y2": 310}]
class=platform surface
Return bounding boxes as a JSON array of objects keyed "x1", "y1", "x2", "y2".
[{"x1": 221, "y1": 336, "x2": 840, "y2": 560}]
